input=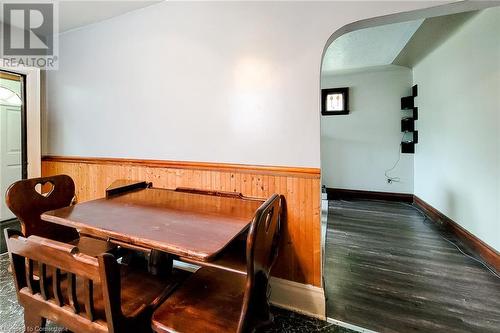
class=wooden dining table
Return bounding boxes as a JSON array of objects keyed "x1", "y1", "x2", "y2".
[{"x1": 41, "y1": 183, "x2": 264, "y2": 262}]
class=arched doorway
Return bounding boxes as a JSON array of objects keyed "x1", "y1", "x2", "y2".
[{"x1": 319, "y1": 2, "x2": 500, "y2": 331}]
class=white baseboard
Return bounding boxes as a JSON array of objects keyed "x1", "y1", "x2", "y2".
[{"x1": 269, "y1": 277, "x2": 326, "y2": 319}]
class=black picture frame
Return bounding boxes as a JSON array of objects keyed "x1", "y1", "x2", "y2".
[{"x1": 321, "y1": 87, "x2": 349, "y2": 115}]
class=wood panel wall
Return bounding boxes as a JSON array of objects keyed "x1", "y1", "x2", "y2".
[{"x1": 41, "y1": 156, "x2": 322, "y2": 286}]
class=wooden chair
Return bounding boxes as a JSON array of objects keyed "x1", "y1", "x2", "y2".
[
  {"x1": 5, "y1": 175, "x2": 114, "y2": 257},
  {"x1": 5, "y1": 228, "x2": 189, "y2": 333},
  {"x1": 151, "y1": 194, "x2": 282, "y2": 333}
]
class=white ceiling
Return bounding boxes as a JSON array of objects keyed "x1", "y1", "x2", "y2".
[
  {"x1": 322, "y1": 19, "x2": 424, "y2": 74},
  {"x1": 59, "y1": 1, "x2": 161, "y2": 33}
]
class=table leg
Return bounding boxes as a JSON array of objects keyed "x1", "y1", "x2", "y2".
[{"x1": 148, "y1": 250, "x2": 173, "y2": 277}]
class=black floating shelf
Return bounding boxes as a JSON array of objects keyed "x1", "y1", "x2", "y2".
[
  {"x1": 400, "y1": 85, "x2": 418, "y2": 154},
  {"x1": 413, "y1": 131, "x2": 418, "y2": 144},
  {"x1": 412, "y1": 107, "x2": 418, "y2": 120},
  {"x1": 402, "y1": 142, "x2": 415, "y2": 154},
  {"x1": 401, "y1": 118, "x2": 415, "y2": 132},
  {"x1": 401, "y1": 96, "x2": 414, "y2": 110},
  {"x1": 401, "y1": 85, "x2": 418, "y2": 109}
]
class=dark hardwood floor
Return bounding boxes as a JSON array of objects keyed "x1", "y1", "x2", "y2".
[{"x1": 325, "y1": 199, "x2": 500, "y2": 333}]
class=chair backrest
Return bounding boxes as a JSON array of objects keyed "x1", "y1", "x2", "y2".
[
  {"x1": 4, "y1": 228, "x2": 123, "y2": 333},
  {"x1": 5, "y1": 175, "x2": 79, "y2": 242},
  {"x1": 238, "y1": 194, "x2": 282, "y2": 332}
]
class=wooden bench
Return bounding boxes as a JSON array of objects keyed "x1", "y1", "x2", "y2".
[
  {"x1": 151, "y1": 193, "x2": 282, "y2": 333},
  {"x1": 5, "y1": 229, "x2": 190, "y2": 333}
]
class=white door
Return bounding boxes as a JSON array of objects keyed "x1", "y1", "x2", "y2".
[{"x1": 0, "y1": 104, "x2": 22, "y2": 221}]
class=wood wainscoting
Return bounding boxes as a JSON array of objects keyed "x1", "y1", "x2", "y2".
[{"x1": 41, "y1": 156, "x2": 322, "y2": 286}]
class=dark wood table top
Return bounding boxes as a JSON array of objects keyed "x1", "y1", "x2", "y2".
[{"x1": 42, "y1": 188, "x2": 264, "y2": 261}]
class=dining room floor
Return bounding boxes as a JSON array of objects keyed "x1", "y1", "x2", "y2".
[
  {"x1": 0, "y1": 253, "x2": 353, "y2": 333},
  {"x1": 324, "y1": 199, "x2": 500, "y2": 333}
]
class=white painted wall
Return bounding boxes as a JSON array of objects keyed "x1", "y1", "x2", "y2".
[
  {"x1": 44, "y1": 1, "x2": 445, "y2": 167},
  {"x1": 413, "y1": 7, "x2": 500, "y2": 251},
  {"x1": 321, "y1": 66, "x2": 414, "y2": 193}
]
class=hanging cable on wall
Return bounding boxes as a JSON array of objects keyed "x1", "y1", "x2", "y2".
[{"x1": 384, "y1": 133, "x2": 405, "y2": 184}]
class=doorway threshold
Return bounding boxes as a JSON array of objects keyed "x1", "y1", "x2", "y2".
[{"x1": 327, "y1": 317, "x2": 378, "y2": 333}]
